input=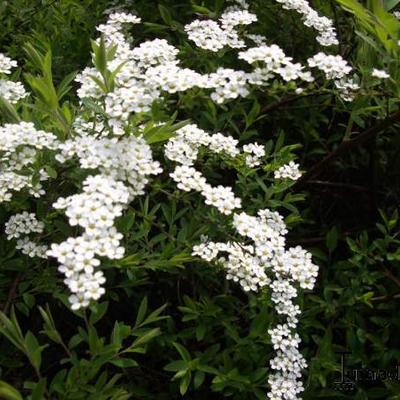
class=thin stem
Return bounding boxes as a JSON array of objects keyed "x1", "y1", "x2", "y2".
[{"x1": 294, "y1": 110, "x2": 400, "y2": 189}]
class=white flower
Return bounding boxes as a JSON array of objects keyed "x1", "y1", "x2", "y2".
[
  {"x1": 0, "y1": 80, "x2": 28, "y2": 103},
  {"x1": 274, "y1": 162, "x2": 302, "y2": 180},
  {"x1": 275, "y1": 0, "x2": 338, "y2": 46},
  {"x1": 308, "y1": 53, "x2": 352, "y2": 80},
  {"x1": 372, "y1": 68, "x2": 390, "y2": 79},
  {"x1": 0, "y1": 53, "x2": 17, "y2": 74}
]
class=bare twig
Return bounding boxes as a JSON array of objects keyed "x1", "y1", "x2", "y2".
[
  {"x1": 293, "y1": 110, "x2": 400, "y2": 189},
  {"x1": 383, "y1": 266, "x2": 400, "y2": 289},
  {"x1": 2, "y1": 274, "x2": 22, "y2": 314},
  {"x1": 370, "y1": 293, "x2": 400, "y2": 303},
  {"x1": 307, "y1": 180, "x2": 370, "y2": 192}
]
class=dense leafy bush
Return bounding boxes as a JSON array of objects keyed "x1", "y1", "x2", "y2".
[{"x1": 0, "y1": 1, "x2": 399, "y2": 399}]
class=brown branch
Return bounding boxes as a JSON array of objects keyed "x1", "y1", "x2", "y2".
[
  {"x1": 307, "y1": 180, "x2": 370, "y2": 192},
  {"x1": 293, "y1": 109, "x2": 400, "y2": 189},
  {"x1": 383, "y1": 266, "x2": 400, "y2": 289},
  {"x1": 2, "y1": 274, "x2": 22, "y2": 314},
  {"x1": 370, "y1": 293, "x2": 400, "y2": 303},
  {"x1": 286, "y1": 226, "x2": 376, "y2": 245},
  {"x1": 259, "y1": 92, "x2": 326, "y2": 115}
]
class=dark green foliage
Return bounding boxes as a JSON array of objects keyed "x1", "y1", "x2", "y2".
[{"x1": 1, "y1": 0, "x2": 400, "y2": 399}]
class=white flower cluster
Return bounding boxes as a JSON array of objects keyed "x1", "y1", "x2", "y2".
[
  {"x1": 0, "y1": 80, "x2": 28, "y2": 104},
  {"x1": 166, "y1": 123, "x2": 267, "y2": 214},
  {"x1": 47, "y1": 175, "x2": 129, "y2": 310},
  {"x1": 0, "y1": 53, "x2": 28, "y2": 103},
  {"x1": 165, "y1": 123, "x2": 264, "y2": 167},
  {"x1": 5, "y1": 211, "x2": 45, "y2": 239},
  {"x1": 308, "y1": 52, "x2": 351, "y2": 80},
  {"x1": 164, "y1": 116, "x2": 315, "y2": 399},
  {"x1": 372, "y1": 68, "x2": 390, "y2": 79},
  {"x1": 91, "y1": 16, "x2": 258, "y2": 109},
  {"x1": 5, "y1": 212, "x2": 48, "y2": 258},
  {"x1": 268, "y1": 323, "x2": 307, "y2": 396},
  {"x1": 275, "y1": 0, "x2": 338, "y2": 46},
  {"x1": 193, "y1": 208, "x2": 318, "y2": 399},
  {"x1": 274, "y1": 161, "x2": 302, "y2": 181},
  {"x1": 57, "y1": 133, "x2": 162, "y2": 197},
  {"x1": 0, "y1": 53, "x2": 17, "y2": 74},
  {"x1": 185, "y1": 9, "x2": 257, "y2": 52},
  {"x1": 308, "y1": 52, "x2": 359, "y2": 101},
  {"x1": 239, "y1": 45, "x2": 314, "y2": 85},
  {"x1": 334, "y1": 77, "x2": 360, "y2": 102},
  {"x1": 49, "y1": 128, "x2": 162, "y2": 309},
  {"x1": 169, "y1": 165, "x2": 241, "y2": 215},
  {"x1": 246, "y1": 33, "x2": 268, "y2": 46},
  {"x1": 76, "y1": 0, "x2": 358, "y2": 122},
  {"x1": 193, "y1": 240, "x2": 271, "y2": 290},
  {"x1": 207, "y1": 68, "x2": 250, "y2": 103},
  {"x1": 243, "y1": 143, "x2": 265, "y2": 167},
  {"x1": 96, "y1": 11, "x2": 141, "y2": 46},
  {"x1": 0, "y1": 122, "x2": 58, "y2": 202},
  {"x1": 220, "y1": 9, "x2": 257, "y2": 29}
]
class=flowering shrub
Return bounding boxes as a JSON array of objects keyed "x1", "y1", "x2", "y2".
[{"x1": 0, "y1": 0, "x2": 399, "y2": 399}]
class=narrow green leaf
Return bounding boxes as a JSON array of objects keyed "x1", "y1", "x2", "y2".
[
  {"x1": 179, "y1": 372, "x2": 191, "y2": 395},
  {"x1": 31, "y1": 378, "x2": 46, "y2": 400},
  {"x1": 109, "y1": 358, "x2": 139, "y2": 368},
  {"x1": 0, "y1": 381, "x2": 23, "y2": 400},
  {"x1": 158, "y1": 5, "x2": 173, "y2": 25},
  {"x1": 132, "y1": 327, "x2": 161, "y2": 348},
  {"x1": 0, "y1": 96, "x2": 21, "y2": 123},
  {"x1": 24, "y1": 331, "x2": 42, "y2": 370},
  {"x1": 89, "y1": 302, "x2": 109, "y2": 325},
  {"x1": 173, "y1": 342, "x2": 191, "y2": 362},
  {"x1": 135, "y1": 297, "x2": 148, "y2": 327}
]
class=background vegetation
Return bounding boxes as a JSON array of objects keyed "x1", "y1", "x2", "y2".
[{"x1": 0, "y1": 0, "x2": 400, "y2": 399}]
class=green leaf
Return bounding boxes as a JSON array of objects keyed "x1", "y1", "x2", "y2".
[
  {"x1": 158, "y1": 4, "x2": 173, "y2": 26},
  {"x1": 164, "y1": 360, "x2": 187, "y2": 372},
  {"x1": 275, "y1": 131, "x2": 285, "y2": 151},
  {"x1": 249, "y1": 309, "x2": 270, "y2": 338},
  {"x1": 31, "y1": 378, "x2": 46, "y2": 400},
  {"x1": 132, "y1": 327, "x2": 161, "y2": 348},
  {"x1": 45, "y1": 165, "x2": 57, "y2": 179},
  {"x1": 135, "y1": 297, "x2": 148, "y2": 327},
  {"x1": 245, "y1": 100, "x2": 260, "y2": 129},
  {"x1": 385, "y1": 0, "x2": 400, "y2": 10},
  {"x1": 140, "y1": 304, "x2": 168, "y2": 327},
  {"x1": 38, "y1": 305, "x2": 62, "y2": 345},
  {"x1": 89, "y1": 301, "x2": 109, "y2": 325},
  {"x1": 88, "y1": 326, "x2": 103, "y2": 355},
  {"x1": 57, "y1": 71, "x2": 78, "y2": 100},
  {"x1": 143, "y1": 119, "x2": 190, "y2": 144},
  {"x1": 91, "y1": 35, "x2": 107, "y2": 75},
  {"x1": 109, "y1": 358, "x2": 139, "y2": 368},
  {"x1": 173, "y1": 342, "x2": 191, "y2": 363},
  {"x1": 326, "y1": 226, "x2": 339, "y2": 253},
  {"x1": 23, "y1": 43, "x2": 44, "y2": 71},
  {"x1": 0, "y1": 381, "x2": 23, "y2": 400},
  {"x1": 42, "y1": 50, "x2": 53, "y2": 82},
  {"x1": 24, "y1": 331, "x2": 42, "y2": 371},
  {"x1": 81, "y1": 97, "x2": 107, "y2": 117},
  {"x1": 24, "y1": 73, "x2": 58, "y2": 110},
  {"x1": 0, "y1": 310, "x2": 25, "y2": 352},
  {"x1": 0, "y1": 96, "x2": 21, "y2": 123},
  {"x1": 193, "y1": 371, "x2": 205, "y2": 389},
  {"x1": 179, "y1": 372, "x2": 191, "y2": 395},
  {"x1": 88, "y1": 74, "x2": 108, "y2": 93}
]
